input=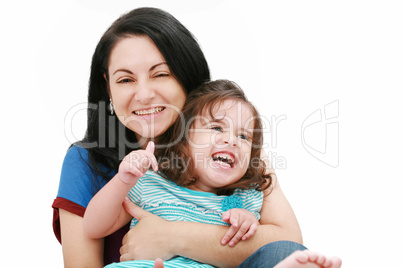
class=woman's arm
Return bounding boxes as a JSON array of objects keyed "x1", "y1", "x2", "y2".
[
  {"x1": 120, "y1": 176, "x2": 302, "y2": 268},
  {"x1": 59, "y1": 209, "x2": 104, "y2": 268}
]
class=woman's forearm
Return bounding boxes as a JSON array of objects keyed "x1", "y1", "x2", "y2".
[
  {"x1": 172, "y1": 183, "x2": 302, "y2": 267},
  {"x1": 171, "y1": 221, "x2": 302, "y2": 268}
]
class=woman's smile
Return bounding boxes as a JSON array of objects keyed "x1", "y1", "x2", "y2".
[{"x1": 133, "y1": 106, "x2": 165, "y2": 116}]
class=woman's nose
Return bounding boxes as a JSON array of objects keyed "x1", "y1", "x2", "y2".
[{"x1": 134, "y1": 80, "x2": 155, "y2": 104}]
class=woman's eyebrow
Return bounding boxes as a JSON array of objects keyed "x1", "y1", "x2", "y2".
[
  {"x1": 112, "y1": 62, "x2": 167, "y2": 76},
  {"x1": 150, "y1": 62, "x2": 167, "y2": 71},
  {"x1": 113, "y1": 68, "x2": 133, "y2": 75}
]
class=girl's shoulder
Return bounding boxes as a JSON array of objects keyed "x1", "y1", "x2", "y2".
[
  {"x1": 233, "y1": 188, "x2": 264, "y2": 208},
  {"x1": 233, "y1": 187, "x2": 264, "y2": 197}
]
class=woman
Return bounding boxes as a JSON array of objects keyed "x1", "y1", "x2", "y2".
[{"x1": 52, "y1": 7, "x2": 304, "y2": 267}]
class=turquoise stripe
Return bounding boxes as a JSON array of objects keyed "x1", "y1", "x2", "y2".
[{"x1": 105, "y1": 256, "x2": 215, "y2": 268}]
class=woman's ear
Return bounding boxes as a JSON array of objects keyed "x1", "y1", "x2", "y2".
[
  {"x1": 103, "y1": 73, "x2": 109, "y2": 88},
  {"x1": 103, "y1": 73, "x2": 112, "y2": 98}
]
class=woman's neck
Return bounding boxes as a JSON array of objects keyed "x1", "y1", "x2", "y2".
[{"x1": 134, "y1": 135, "x2": 162, "y2": 150}]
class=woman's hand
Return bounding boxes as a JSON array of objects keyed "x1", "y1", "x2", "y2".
[
  {"x1": 120, "y1": 198, "x2": 175, "y2": 262},
  {"x1": 118, "y1": 141, "x2": 158, "y2": 185},
  {"x1": 221, "y1": 208, "x2": 259, "y2": 247}
]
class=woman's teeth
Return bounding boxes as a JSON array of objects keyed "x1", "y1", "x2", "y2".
[{"x1": 134, "y1": 107, "x2": 164, "y2": 115}]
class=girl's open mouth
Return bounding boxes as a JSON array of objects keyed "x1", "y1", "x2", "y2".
[{"x1": 212, "y1": 152, "x2": 235, "y2": 168}]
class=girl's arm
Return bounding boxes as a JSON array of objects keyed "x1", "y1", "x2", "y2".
[
  {"x1": 83, "y1": 173, "x2": 134, "y2": 239},
  {"x1": 60, "y1": 209, "x2": 104, "y2": 268},
  {"x1": 120, "y1": 176, "x2": 302, "y2": 268},
  {"x1": 84, "y1": 142, "x2": 158, "y2": 239}
]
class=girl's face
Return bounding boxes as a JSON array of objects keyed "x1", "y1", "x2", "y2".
[
  {"x1": 187, "y1": 100, "x2": 254, "y2": 193},
  {"x1": 107, "y1": 35, "x2": 186, "y2": 142}
]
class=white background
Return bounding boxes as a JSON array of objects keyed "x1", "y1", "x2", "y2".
[{"x1": 1, "y1": 0, "x2": 401, "y2": 267}]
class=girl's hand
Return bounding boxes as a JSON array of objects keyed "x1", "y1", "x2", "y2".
[
  {"x1": 221, "y1": 208, "x2": 259, "y2": 247},
  {"x1": 118, "y1": 141, "x2": 158, "y2": 185}
]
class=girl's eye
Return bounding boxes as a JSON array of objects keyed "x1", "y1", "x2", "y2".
[{"x1": 238, "y1": 134, "x2": 251, "y2": 141}]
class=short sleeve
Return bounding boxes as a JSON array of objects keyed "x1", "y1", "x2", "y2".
[
  {"x1": 127, "y1": 176, "x2": 144, "y2": 205},
  {"x1": 234, "y1": 188, "x2": 264, "y2": 220},
  {"x1": 56, "y1": 146, "x2": 105, "y2": 208}
]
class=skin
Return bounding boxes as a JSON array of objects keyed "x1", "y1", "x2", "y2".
[
  {"x1": 59, "y1": 209, "x2": 104, "y2": 268},
  {"x1": 273, "y1": 250, "x2": 342, "y2": 268}
]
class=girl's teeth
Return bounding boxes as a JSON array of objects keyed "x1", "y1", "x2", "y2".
[
  {"x1": 215, "y1": 160, "x2": 231, "y2": 167},
  {"x1": 212, "y1": 154, "x2": 234, "y2": 167}
]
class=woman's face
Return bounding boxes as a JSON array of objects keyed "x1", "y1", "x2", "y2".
[{"x1": 107, "y1": 35, "x2": 186, "y2": 142}]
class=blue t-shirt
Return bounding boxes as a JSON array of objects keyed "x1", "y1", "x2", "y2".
[{"x1": 56, "y1": 145, "x2": 117, "y2": 208}]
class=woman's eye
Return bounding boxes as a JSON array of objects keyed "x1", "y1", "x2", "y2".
[
  {"x1": 117, "y1": 78, "x2": 133, "y2": 83},
  {"x1": 211, "y1": 126, "x2": 223, "y2": 132},
  {"x1": 154, "y1": 72, "x2": 170, "y2": 78}
]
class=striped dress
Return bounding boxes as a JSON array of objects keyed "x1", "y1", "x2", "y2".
[{"x1": 105, "y1": 171, "x2": 263, "y2": 268}]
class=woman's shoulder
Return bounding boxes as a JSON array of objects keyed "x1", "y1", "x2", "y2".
[
  {"x1": 57, "y1": 145, "x2": 107, "y2": 208},
  {"x1": 64, "y1": 144, "x2": 90, "y2": 164}
]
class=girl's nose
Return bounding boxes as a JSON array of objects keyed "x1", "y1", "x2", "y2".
[{"x1": 223, "y1": 133, "x2": 237, "y2": 147}]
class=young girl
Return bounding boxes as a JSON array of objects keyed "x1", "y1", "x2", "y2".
[{"x1": 84, "y1": 80, "x2": 273, "y2": 267}]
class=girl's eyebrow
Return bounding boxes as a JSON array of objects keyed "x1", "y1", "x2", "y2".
[
  {"x1": 112, "y1": 62, "x2": 167, "y2": 75},
  {"x1": 240, "y1": 127, "x2": 253, "y2": 136},
  {"x1": 200, "y1": 117, "x2": 224, "y2": 126}
]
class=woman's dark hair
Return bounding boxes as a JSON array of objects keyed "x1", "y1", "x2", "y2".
[
  {"x1": 157, "y1": 80, "x2": 272, "y2": 195},
  {"x1": 76, "y1": 7, "x2": 210, "y2": 191}
]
